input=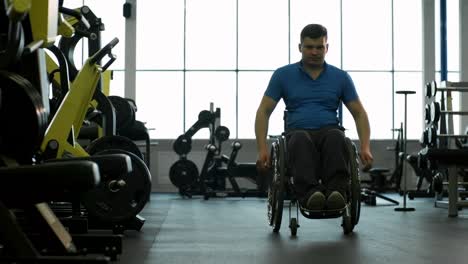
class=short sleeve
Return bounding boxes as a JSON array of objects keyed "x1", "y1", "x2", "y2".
[
  {"x1": 264, "y1": 70, "x2": 283, "y2": 102},
  {"x1": 341, "y1": 72, "x2": 359, "y2": 103}
]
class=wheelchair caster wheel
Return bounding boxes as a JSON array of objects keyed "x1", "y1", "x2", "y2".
[
  {"x1": 289, "y1": 218, "x2": 298, "y2": 236},
  {"x1": 342, "y1": 216, "x2": 353, "y2": 235}
]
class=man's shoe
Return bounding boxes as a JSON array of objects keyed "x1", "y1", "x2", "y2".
[
  {"x1": 306, "y1": 191, "x2": 326, "y2": 210},
  {"x1": 326, "y1": 191, "x2": 346, "y2": 210}
]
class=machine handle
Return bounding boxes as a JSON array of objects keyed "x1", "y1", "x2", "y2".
[
  {"x1": 59, "y1": 6, "x2": 91, "y2": 29},
  {"x1": 89, "y1": 37, "x2": 119, "y2": 67}
]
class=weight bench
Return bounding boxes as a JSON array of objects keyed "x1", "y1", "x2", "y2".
[
  {"x1": 421, "y1": 148, "x2": 468, "y2": 216},
  {"x1": 46, "y1": 153, "x2": 133, "y2": 180},
  {"x1": 226, "y1": 141, "x2": 268, "y2": 196},
  {"x1": 0, "y1": 161, "x2": 100, "y2": 206}
]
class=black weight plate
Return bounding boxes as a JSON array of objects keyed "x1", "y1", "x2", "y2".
[
  {"x1": 0, "y1": 19, "x2": 24, "y2": 69},
  {"x1": 214, "y1": 126, "x2": 230, "y2": 142},
  {"x1": 108, "y1": 95, "x2": 136, "y2": 132},
  {"x1": 119, "y1": 120, "x2": 149, "y2": 140},
  {"x1": 86, "y1": 135, "x2": 144, "y2": 161},
  {"x1": 421, "y1": 128, "x2": 429, "y2": 146},
  {"x1": 173, "y1": 135, "x2": 192, "y2": 155},
  {"x1": 463, "y1": 127, "x2": 468, "y2": 144},
  {"x1": 169, "y1": 159, "x2": 199, "y2": 189},
  {"x1": 432, "y1": 173, "x2": 443, "y2": 194},
  {"x1": 425, "y1": 81, "x2": 437, "y2": 99},
  {"x1": 425, "y1": 82, "x2": 431, "y2": 98},
  {"x1": 428, "y1": 125, "x2": 437, "y2": 146},
  {"x1": 57, "y1": 28, "x2": 82, "y2": 81},
  {"x1": 81, "y1": 149, "x2": 152, "y2": 222},
  {"x1": 430, "y1": 81, "x2": 437, "y2": 98},
  {"x1": 198, "y1": 110, "x2": 213, "y2": 123},
  {"x1": 0, "y1": 71, "x2": 48, "y2": 162},
  {"x1": 431, "y1": 101, "x2": 440, "y2": 124},
  {"x1": 424, "y1": 105, "x2": 431, "y2": 124}
]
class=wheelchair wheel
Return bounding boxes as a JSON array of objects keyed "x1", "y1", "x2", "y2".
[
  {"x1": 346, "y1": 138, "x2": 361, "y2": 227},
  {"x1": 267, "y1": 138, "x2": 286, "y2": 233},
  {"x1": 289, "y1": 217, "x2": 298, "y2": 236}
]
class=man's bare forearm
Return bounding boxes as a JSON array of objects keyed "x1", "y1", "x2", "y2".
[
  {"x1": 255, "y1": 110, "x2": 269, "y2": 153},
  {"x1": 354, "y1": 111, "x2": 371, "y2": 151}
]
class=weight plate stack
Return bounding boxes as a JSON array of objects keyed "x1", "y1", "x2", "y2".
[
  {"x1": 0, "y1": 71, "x2": 48, "y2": 163},
  {"x1": 81, "y1": 149, "x2": 152, "y2": 223}
]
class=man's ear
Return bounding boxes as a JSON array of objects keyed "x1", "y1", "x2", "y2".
[{"x1": 298, "y1": 43, "x2": 302, "y2": 52}]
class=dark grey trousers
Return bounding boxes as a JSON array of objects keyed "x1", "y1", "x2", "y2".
[{"x1": 286, "y1": 126, "x2": 350, "y2": 201}]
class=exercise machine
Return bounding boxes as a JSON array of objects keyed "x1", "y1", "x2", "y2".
[{"x1": 169, "y1": 103, "x2": 265, "y2": 199}]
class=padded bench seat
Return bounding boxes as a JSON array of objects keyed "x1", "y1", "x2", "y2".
[
  {"x1": 0, "y1": 161, "x2": 100, "y2": 205},
  {"x1": 46, "y1": 153, "x2": 132, "y2": 179},
  {"x1": 425, "y1": 148, "x2": 468, "y2": 166}
]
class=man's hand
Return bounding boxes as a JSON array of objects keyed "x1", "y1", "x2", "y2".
[
  {"x1": 359, "y1": 149, "x2": 373, "y2": 172},
  {"x1": 256, "y1": 149, "x2": 271, "y2": 173}
]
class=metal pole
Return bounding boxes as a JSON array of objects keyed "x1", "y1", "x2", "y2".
[
  {"x1": 403, "y1": 94, "x2": 408, "y2": 208},
  {"x1": 395, "y1": 91, "x2": 416, "y2": 212}
]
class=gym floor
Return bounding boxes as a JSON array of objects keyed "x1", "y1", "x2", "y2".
[{"x1": 120, "y1": 193, "x2": 468, "y2": 264}]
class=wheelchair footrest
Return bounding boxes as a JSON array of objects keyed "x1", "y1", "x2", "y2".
[{"x1": 299, "y1": 205, "x2": 347, "y2": 219}]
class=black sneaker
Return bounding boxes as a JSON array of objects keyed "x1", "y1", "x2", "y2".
[
  {"x1": 306, "y1": 191, "x2": 326, "y2": 210},
  {"x1": 326, "y1": 191, "x2": 346, "y2": 210}
]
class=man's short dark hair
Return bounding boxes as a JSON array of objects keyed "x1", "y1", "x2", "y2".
[{"x1": 300, "y1": 24, "x2": 328, "y2": 42}]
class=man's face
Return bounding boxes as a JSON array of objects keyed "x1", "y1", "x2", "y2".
[{"x1": 299, "y1": 36, "x2": 328, "y2": 67}]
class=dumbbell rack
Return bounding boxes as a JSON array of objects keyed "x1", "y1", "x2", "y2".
[{"x1": 421, "y1": 81, "x2": 468, "y2": 217}]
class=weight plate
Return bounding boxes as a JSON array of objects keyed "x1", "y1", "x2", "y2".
[
  {"x1": 430, "y1": 81, "x2": 437, "y2": 98},
  {"x1": 57, "y1": 25, "x2": 83, "y2": 81},
  {"x1": 0, "y1": 71, "x2": 48, "y2": 162},
  {"x1": 428, "y1": 125, "x2": 437, "y2": 146},
  {"x1": 173, "y1": 135, "x2": 192, "y2": 155},
  {"x1": 108, "y1": 95, "x2": 136, "y2": 132},
  {"x1": 86, "y1": 135, "x2": 144, "y2": 161},
  {"x1": 425, "y1": 82, "x2": 431, "y2": 98},
  {"x1": 430, "y1": 102, "x2": 440, "y2": 124},
  {"x1": 82, "y1": 149, "x2": 152, "y2": 222},
  {"x1": 169, "y1": 159, "x2": 199, "y2": 190},
  {"x1": 0, "y1": 18, "x2": 25, "y2": 69},
  {"x1": 424, "y1": 105, "x2": 431, "y2": 124},
  {"x1": 432, "y1": 173, "x2": 443, "y2": 194},
  {"x1": 214, "y1": 126, "x2": 230, "y2": 142},
  {"x1": 421, "y1": 128, "x2": 429, "y2": 146},
  {"x1": 425, "y1": 81, "x2": 437, "y2": 99},
  {"x1": 119, "y1": 120, "x2": 148, "y2": 140},
  {"x1": 198, "y1": 110, "x2": 213, "y2": 123}
]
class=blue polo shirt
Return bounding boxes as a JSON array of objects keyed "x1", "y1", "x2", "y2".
[{"x1": 265, "y1": 61, "x2": 358, "y2": 130}]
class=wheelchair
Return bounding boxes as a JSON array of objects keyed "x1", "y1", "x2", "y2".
[{"x1": 267, "y1": 132, "x2": 361, "y2": 236}]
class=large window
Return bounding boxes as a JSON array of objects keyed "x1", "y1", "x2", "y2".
[
  {"x1": 342, "y1": 0, "x2": 392, "y2": 71},
  {"x1": 238, "y1": 0, "x2": 289, "y2": 69},
  {"x1": 393, "y1": 0, "x2": 423, "y2": 140},
  {"x1": 238, "y1": 72, "x2": 286, "y2": 138},
  {"x1": 136, "y1": 0, "x2": 184, "y2": 70},
  {"x1": 66, "y1": 1, "x2": 461, "y2": 140}
]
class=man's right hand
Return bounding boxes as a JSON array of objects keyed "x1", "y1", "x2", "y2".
[{"x1": 256, "y1": 149, "x2": 271, "y2": 173}]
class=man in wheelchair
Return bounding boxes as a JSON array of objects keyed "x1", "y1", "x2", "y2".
[{"x1": 255, "y1": 24, "x2": 373, "y2": 212}]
